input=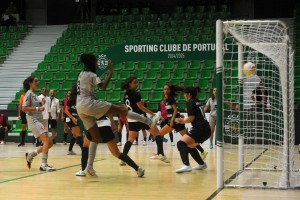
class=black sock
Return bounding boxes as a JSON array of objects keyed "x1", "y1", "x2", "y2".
[
  {"x1": 148, "y1": 134, "x2": 152, "y2": 141},
  {"x1": 155, "y1": 135, "x2": 164, "y2": 156},
  {"x1": 196, "y1": 145, "x2": 204, "y2": 153},
  {"x1": 135, "y1": 136, "x2": 138, "y2": 142},
  {"x1": 123, "y1": 141, "x2": 132, "y2": 155},
  {"x1": 21, "y1": 131, "x2": 26, "y2": 144},
  {"x1": 118, "y1": 153, "x2": 139, "y2": 171},
  {"x1": 53, "y1": 139, "x2": 56, "y2": 144},
  {"x1": 169, "y1": 132, "x2": 173, "y2": 143},
  {"x1": 32, "y1": 136, "x2": 36, "y2": 144},
  {"x1": 177, "y1": 141, "x2": 190, "y2": 166},
  {"x1": 64, "y1": 133, "x2": 68, "y2": 142},
  {"x1": 76, "y1": 136, "x2": 83, "y2": 150},
  {"x1": 143, "y1": 137, "x2": 146, "y2": 142},
  {"x1": 69, "y1": 137, "x2": 76, "y2": 151},
  {"x1": 81, "y1": 147, "x2": 89, "y2": 171},
  {"x1": 189, "y1": 147, "x2": 204, "y2": 165},
  {"x1": 118, "y1": 132, "x2": 122, "y2": 143}
]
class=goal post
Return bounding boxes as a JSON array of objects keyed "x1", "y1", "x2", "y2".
[{"x1": 216, "y1": 20, "x2": 298, "y2": 189}]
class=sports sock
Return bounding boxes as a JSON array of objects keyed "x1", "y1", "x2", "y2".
[
  {"x1": 118, "y1": 132, "x2": 122, "y2": 143},
  {"x1": 76, "y1": 136, "x2": 83, "y2": 150},
  {"x1": 122, "y1": 141, "x2": 132, "y2": 155},
  {"x1": 81, "y1": 147, "x2": 89, "y2": 171},
  {"x1": 21, "y1": 131, "x2": 26, "y2": 144},
  {"x1": 177, "y1": 141, "x2": 190, "y2": 166},
  {"x1": 169, "y1": 132, "x2": 173, "y2": 143},
  {"x1": 155, "y1": 135, "x2": 164, "y2": 156},
  {"x1": 135, "y1": 136, "x2": 138, "y2": 142},
  {"x1": 87, "y1": 142, "x2": 97, "y2": 169},
  {"x1": 196, "y1": 145, "x2": 204, "y2": 153},
  {"x1": 189, "y1": 147, "x2": 204, "y2": 165},
  {"x1": 118, "y1": 153, "x2": 139, "y2": 171},
  {"x1": 126, "y1": 111, "x2": 151, "y2": 126},
  {"x1": 64, "y1": 132, "x2": 68, "y2": 142},
  {"x1": 41, "y1": 153, "x2": 48, "y2": 165},
  {"x1": 69, "y1": 137, "x2": 76, "y2": 151}
]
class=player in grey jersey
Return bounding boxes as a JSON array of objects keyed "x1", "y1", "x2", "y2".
[{"x1": 22, "y1": 76, "x2": 56, "y2": 172}]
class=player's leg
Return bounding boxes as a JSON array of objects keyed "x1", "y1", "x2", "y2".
[
  {"x1": 147, "y1": 126, "x2": 169, "y2": 163},
  {"x1": 142, "y1": 129, "x2": 147, "y2": 145},
  {"x1": 76, "y1": 136, "x2": 92, "y2": 176},
  {"x1": 67, "y1": 126, "x2": 83, "y2": 155},
  {"x1": 63, "y1": 122, "x2": 69, "y2": 145},
  {"x1": 50, "y1": 120, "x2": 57, "y2": 144},
  {"x1": 117, "y1": 121, "x2": 123, "y2": 146},
  {"x1": 18, "y1": 113, "x2": 27, "y2": 147},
  {"x1": 209, "y1": 115, "x2": 216, "y2": 149}
]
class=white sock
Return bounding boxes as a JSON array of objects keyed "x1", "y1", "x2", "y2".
[
  {"x1": 41, "y1": 153, "x2": 48, "y2": 166},
  {"x1": 87, "y1": 142, "x2": 98, "y2": 169}
]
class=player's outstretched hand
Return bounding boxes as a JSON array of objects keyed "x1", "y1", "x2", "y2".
[{"x1": 108, "y1": 60, "x2": 113, "y2": 72}]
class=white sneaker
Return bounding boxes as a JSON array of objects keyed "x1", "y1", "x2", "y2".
[
  {"x1": 149, "y1": 154, "x2": 158, "y2": 159},
  {"x1": 67, "y1": 150, "x2": 76, "y2": 155},
  {"x1": 176, "y1": 165, "x2": 192, "y2": 173},
  {"x1": 142, "y1": 141, "x2": 147, "y2": 146},
  {"x1": 117, "y1": 142, "x2": 122, "y2": 146},
  {"x1": 87, "y1": 168, "x2": 98, "y2": 177},
  {"x1": 201, "y1": 150, "x2": 208, "y2": 160},
  {"x1": 120, "y1": 160, "x2": 126, "y2": 166},
  {"x1": 76, "y1": 170, "x2": 86, "y2": 176},
  {"x1": 0, "y1": 141, "x2": 5, "y2": 145},
  {"x1": 40, "y1": 164, "x2": 56, "y2": 172},
  {"x1": 149, "y1": 111, "x2": 161, "y2": 128},
  {"x1": 157, "y1": 154, "x2": 170, "y2": 163},
  {"x1": 193, "y1": 163, "x2": 207, "y2": 170},
  {"x1": 171, "y1": 142, "x2": 175, "y2": 146},
  {"x1": 137, "y1": 167, "x2": 145, "y2": 177}
]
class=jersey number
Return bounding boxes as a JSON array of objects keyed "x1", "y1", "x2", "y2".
[{"x1": 125, "y1": 99, "x2": 133, "y2": 111}]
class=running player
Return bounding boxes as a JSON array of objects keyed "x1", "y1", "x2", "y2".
[
  {"x1": 204, "y1": 88, "x2": 217, "y2": 149},
  {"x1": 61, "y1": 90, "x2": 71, "y2": 145},
  {"x1": 22, "y1": 76, "x2": 55, "y2": 171},
  {"x1": 121, "y1": 77, "x2": 169, "y2": 165},
  {"x1": 174, "y1": 87, "x2": 210, "y2": 173},
  {"x1": 18, "y1": 91, "x2": 27, "y2": 147},
  {"x1": 64, "y1": 85, "x2": 83, "y2": 155},
  {"x1": 76, "y1": 53, "x2": 161, "y2": 177}
]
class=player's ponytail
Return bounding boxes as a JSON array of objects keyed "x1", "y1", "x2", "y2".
[
  {"x1": 23, "y1": 76, "x2": 35, "y2": 93},
  {"x1": 183, "y1": 86, "x2": 200, "y2": 99},
  {"x1": 166, "y1": 84, "x2": 184, "y2": 97},
  {"x1": 121, "y1": 77, "x2": 137, "y2": 90},
  {"x1": 80, "y1": 53, "x2": 97, "y2": 73}
]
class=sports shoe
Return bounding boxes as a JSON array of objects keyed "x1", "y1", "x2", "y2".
[
  {"x1": 201, "y1": 150, "x2": 208, "y2": 160},
  {"x1": 67, "y1": 150, "x2": 77, "y2": 155},
  {"x1": 193, "y1": 163, "x2": 207, "y2": 170},
  {"x1": 0, "y1": 141, "x2": 5, "y2": 145},
  {"x1": 157, "y1": 154, "x2": 170, "y2": 163},
  {"x1": 142, "y1": 141, "x2": 147, "y2": 146},
  {"x1": 137, "y1": 167, "x2": 145, "y2": 177},
  {"x1": 40, "y1": 164, "x2": 56, "y2": 172},
  {"x1": 18, "y1": 143, "x2": 25, "y2": 147},
  {"x1": 75, "y1": 170, "x2": 86, "y2": 177},
  {"x1": 133, "y1": 140, "x2": 138, "y2": 145},
  {"x1": 149, "y1": 153, "x2": 158, "y2": 159},
  {"x1": 120, "y1": 160, "x2": 126, "y2": 166},
  {"x1": 64, "y1": 141, "x2": 67, "y2": 145},
  {"x1": 176, "y1": 165, "x2": 192, "y2": 173},
  {"x1": 117, "y1": 142, "x2": 122, "y2": 146},
  {"x1": 25, "y1": 153, "x2": 33, "y2": 169},
  {"x1": 87, "y1": 168, "x2": 98, "y2": 177},
  {"x1": 210, "y1": 143, "x2": 213, "y2": 149},
  {"x1": 149, "y1": 111, "x2": 161, "y2": 128},
  {"x1": 171, "y1": 142, "x2": 175, "y2": 146}
]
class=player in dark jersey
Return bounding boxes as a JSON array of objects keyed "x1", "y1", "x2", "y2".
[
  {"x1": 121, "y1": 77, "x2": 169, "y2": 164},
  {"x1": 61, "y1": 90, "x2": 71, "y2": 145},
  {"x1": 174, "y1": 87, "x2": 211, "y2": 173},
  {"x1": 64, "y1": 85, "x2": 83, "y2": 155}
]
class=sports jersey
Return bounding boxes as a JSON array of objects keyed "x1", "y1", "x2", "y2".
[
  {"x1": 205, "y1": 97, "x2": 217, "y2": 117},
  {"x1": 62, "y1": 97, "x2": 69, "y2": 114},
  {"x1": 186, "y1": 98, "x2": 207, "y2": 127},
  {"x1": 66, "y1": 98, "x2": 78, "y2": 117},
  {"x1": 96, "y1": 115, "x2": 111, "y2": 127},
  {"x1": 164, "y1": 96, "x2": 177, "y2": 118},
  {"x1": 124, "y1": 89, "x2": 145, "y2": 122},
  {"x1": 23, "y1": 90, "x2": 43, "y2": 121}
]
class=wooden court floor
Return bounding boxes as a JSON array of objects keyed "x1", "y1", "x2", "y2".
[{"x1": 0, "y1": 139, "x2": 299, "y2": 200}]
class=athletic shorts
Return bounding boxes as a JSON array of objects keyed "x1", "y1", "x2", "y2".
[
  {"x1": 209, "y1": 115, "x2": 216, "y2": 127},
  {"x1": 21, "y1": 111, "x2": 27, "y2": 124},
  {"x1": 98, "y1": 126, "x2": 115, "y2": 143},
  {"x1": 27, "y1": 117, "x2": 49, "y2": 138},
  {"x1": 48, "y1": 119, "x2": 57, "y2": 129},
  {"x1": 65, "y1": 117, "x2": 78, "y2": 129},
  {"x1": 187, "y1": 122, "x2": 211, "y2": 144},
  {"x1": 160, "y1": 118, "x2": 185, "y2": 132},
  {"x1": 128, "y1": 122, "x2": 150, "y2": 132},
  {"x1": 77, "y1": 100, "x2": 112, "y2": 130}
]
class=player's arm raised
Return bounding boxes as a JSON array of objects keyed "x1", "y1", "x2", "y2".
[{"x1": 98, "y1": 60, "x2": 114, "y2": 90}]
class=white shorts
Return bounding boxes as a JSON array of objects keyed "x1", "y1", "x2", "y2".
[
  {"x1": 209, "y1": 115, "x2": 216, "y2": 127},
  {"x1": 77, "y1": 100, "x2": 112, "y2": 130},
  {"x1": 27, "y1": 117, "x2": 49, "y2": 138}
]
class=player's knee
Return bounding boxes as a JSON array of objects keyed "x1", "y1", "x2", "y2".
[{"x1": 177, "y1": 140, "x2": 187, "y2": 151}]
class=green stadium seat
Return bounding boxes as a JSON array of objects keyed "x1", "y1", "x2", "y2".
[
  {"x1": 178, "y1": 93, "x2": 185, "y2": 101},
  {"x1": 62, "y1": 46, "x2": 71, "y2": 54},
  {"x1": 31, "y1": 71, "x2": 41, "y2": 80},
  {"x1": 177, "y1": 60, "x2": 188, "y2": 69},
  {"x1": 56, "y1": 54, "x2": 66, "y2": 63},
  {"x1": 106, "y1": 82, "x2": 112, "y2": 90},
  {"x1": 155, "y1": 80, "x2": 167, "y2": 91},
  {"x1": 134, "y1": 70, "x2": 144, "y2": 79},
  {"x1": 48, "y1": 63, "x2": 60, "y2": 72},
  {"x1": 169, "y1": 79, "x2": 181, "y2": 85},
  {"x1": 159, "y1": 69, "x2": 171, "y2": 79},
  {"x1": 38, "y1": 80, "x2": 46, "y2": 89},
  {"x1": 73, "y1": 46, "x2": 83, "y2": 54},
  {"x1": 150, "y1": 61, "x2": 161, "y2": 70},
  {"x1": 151, "y1": 92, "x2": 163, "y2": 101},
  {"x1": 212, "y1": 78, "x2": 217, "y2": 88},
  {"x1": 295, "y1": 90, "x2": 300, "y2": 101},
  {"x1": 198, "y1": 80, "x2": 209, "y2": 90},
  {"x1": 56, "y1": 92, "x2": 65, "y2": 101},
  {"x1": 51, "y1": 45, "x2": 60, "y2": 53},
  {"x1": 145, "y1": 70, "x2": 157, "y2": 80},
  {"x1": 74, "y1": 63, "x2": 84, "y2": 72},
  {"x1": 108, "y1": 91, "x2": 121, "y2": 102},
  {"x1": 190, "y1": 60, "x2": 201, "y2": 69},
  {"x1": 119, "y1": 71, "x2": 131, "y2": 80},
  {"x1": 141, "y1": 80, "x2": 153, "y2": 90},
  {"x1": 96, "y1": 91, "x2": 107, "y2": 101},
  {"x1": 197, "y1": 92, "x2": 207, "y2": 101},
  {"x1": 67, "y1": 72, "x2": 79, "y2": 81},
  {"x1": 295, "y1": 79, "x2": 300, "y2": 89},
  {"x1": 61, "y1": 81, "x2": 73, "y2": 92},
  {"x1": 114, "y1": 80, "x2": 122, "y2": 90},
  {"x1": 114, "y1": 64, "x2": 122, "y2": 71},
  {"x1": 183, "y1": 80, "x2": 195, "y2": 87},
  {"x1": 124, "y1": 61, "x2": 135, "y2": 70},
  {"x1": 43, "y1": 72, "x2": 53, "y2": 81},
  {"x1": 6, "y1": 40, "x2": 15, "y2": 48},
  {"x1": 172, "y1": 70, "x2": 185, "y2": 79},
  {"x1": 0, "y1": 48, "x2": 8, "y2": 57},
  {"x1": 164, "y1": 61, "x2": 174, "y2": 69},
  {"x1": 37, "y1": 62, "x2": 48, "y2": 72},
  {"x1": 231, "y1": 61, "x2": 238, "y2": 69},
  {"x1": 200, "y1": 70, "x2": 212, "y2": 79},
  {"x1": 203, "y1": 60, "x2": 214, "y2": 70},
  {"x1": 186, "y1": 35, "x2": 197, "y2": 41},
  {"x1": 225, "y1": 79, "x2": 238, "y2": 90},
  {"x1": 12, "y1": 120, "x2": 22, "y2": 133},
  {"x1": 68, "y1": 53, "x2": 79, "y2": 62},
  {"x1": 140, "y1": 91, "x2": 149, "y2": 101},
  {"x1": 186, "y1": 70, "x2": 198, "y2": 79},
  {"x1": 295, "y1": 68, "x2": 300, "y2": 78},
  {"x1": 224, "y1": 93, "x2": 236, "y2": 102},
  {"x1": 49, "y1": 82, "x2": 59, "y2": 91},
  {"x1": 44, "y1": 53, "x2": 54, "y2": 63},
  {"x1": 55, "y1": 72, "x2": 66, "y2": 81},
  {"x1": 61, "y1": 62, "x2": 72, "y2": 72},
  {"x1": 137, "y1": 61, "x2": 148, "y2": 70},
  {"x1": 14, "y1": 91, "x2": 22, "y2": 101},
  {"x1": 175, "y1": 35, "x2": 185, "y2": 41},
  {"x1": 110, "y1": 72, "x2": 118, "y2": 81}
]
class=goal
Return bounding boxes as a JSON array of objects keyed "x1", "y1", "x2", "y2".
[{"x1": 216, "y1": 20, "x2": 299, "y2": 189}]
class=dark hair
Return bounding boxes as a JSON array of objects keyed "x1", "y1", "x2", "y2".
[
  {"x1": 80, "y1": 53, "x2": 97, "y2": 73},
  {"x1": 183, "y1": 86, "x2": 200, "y2": 99},
  {"x1": 23, "y1": 76, "x2": 36, "y2": 93},
  {"x1": 121, "y1": 76, "x2": 138, "y2": 90},
  {"x1": 165, "y1": 84, "x2": 184, "y2": 98},
  {"x1": 70, "y1": 84, "x2": 78, "y2": 100}
]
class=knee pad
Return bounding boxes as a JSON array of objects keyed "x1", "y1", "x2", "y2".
[
  {"x1": 86, "y1": 131, "x2": 92, "y2": 141},
  {"x1": 177, "y1": 140, "x2": 187, "y2": 151}
]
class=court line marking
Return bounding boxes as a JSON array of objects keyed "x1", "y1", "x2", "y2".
[
  {"x1": 0, "y1": 158, "x2": 106, "y2": 184},
  {"x1": 206, "y1": 148, "x2": 268, "y2": 200}
]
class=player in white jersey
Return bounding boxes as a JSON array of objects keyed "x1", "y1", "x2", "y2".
[{"x1": 22, "y1": 76, "x2": 56, "y2": 172}]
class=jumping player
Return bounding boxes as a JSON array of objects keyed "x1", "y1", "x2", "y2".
[
  {"x1": 22, "y1": 76, "x2": 55, "y2": 171},
  {"x1": 174, "y1": 87, "x2": 210, "y2": 173}
]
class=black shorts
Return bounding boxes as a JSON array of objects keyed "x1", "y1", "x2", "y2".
[
  {"x1": 66, "y1": 121, "x2": 78, "y2": 129},
  {"x1": 188, "y1": 122, "x2": 211, "y2": 144},
  {"x1": 98, "y1": 126, "x2": 115, "y2": 143},
  {"x1": 128, "y1": 122, "x2": 150, "y2": 132},
  {"x1": 21, "y1": 111, "x2": 27, "y2": 124},
  {"x1": 160, "y1": 117, "x2": 185, "y2": 132},
  {"x1": 48, "y1": 119, "x2": 57, "y2": 129}
]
